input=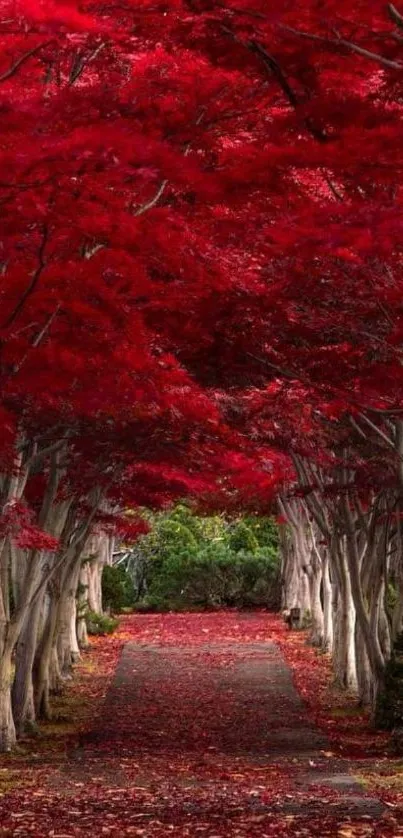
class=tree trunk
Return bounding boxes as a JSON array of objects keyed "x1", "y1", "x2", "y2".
[
  {"x1": 392, "y1": 581, "x2": 403, "y2": 642},
  {"x1": 56, "y1": 561, "x2": 82, "y2": 676},
  {"x1": 70, "y1": 597, "x2": 81, "y2": 663},
  {"x1": 282, "y1": 547, "x2": 300, "y2": 610},
  {"x1": 34, "y1": 591, "x2": 59, "y2": 719},
  {"x1": 308, "y1": 563, "x2": 324, "y2": 646},
  {"x1": 56, "y1": 590, "x2": 73, "y2": 679},
  {"x1": 299, "y1": 569, "x2": 311, "y2": 623},
  {"x1": 77, "y1": 563, "x2": 89, "y2": 648},
  {"x1": 12, "y1": 592, "x2": 44, "y2": 734},
  {"x1": 322, "y1": 553, "x2": 334, "y2": 652},
  {"x1": 355, "y1": 622, "x2": 372, "y2": 705},
  {"x1": 86, "y1": 536, "x2": 110, "y2": 613},
  {"x1": 344, "y1": 522, "x2": 385, "y2": 706},
  {"x1": 332, "y1": 556, "x2": 357, "y2": 691},
  {"x1": 376, "y1": 582, "x2": 391, "y2": 662},
  {"x1": 0, "y1": 646, "x2": 16, "y2": 751}
]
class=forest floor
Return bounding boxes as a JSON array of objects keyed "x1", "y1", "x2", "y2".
[{"x1": 0, "y1": 612, "x2": 402, "y2": 837}]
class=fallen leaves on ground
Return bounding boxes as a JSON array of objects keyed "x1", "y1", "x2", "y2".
[{"x1": 0, "y1": 611, "x2": 402, "y2": 837}]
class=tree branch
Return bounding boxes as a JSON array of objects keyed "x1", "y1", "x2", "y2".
[
  {"x1": 69, "y1": 42, "x2": 106, "y2": 86},
  {"x1": 281, "y1": 23, "x2": 403, "y2": 70},
  {"x1": 11, "y1": 305, "x2": 61, "y2": 376},
  {"x1": 246, "y1": 38, "x2": 300, "y2": 108},
  {"x1": 388, "y1": 3, "x2": 403, "y2": 28},
  {"x1": 358, "y1": 412, "x2": 395, "y2": 449},
  {"x1": 334, "y1": 34, "x2": 403, "y2": 69},
  {"x1": 0, "y1": 42, "x2": 52, "y2": 83},
  {"x1": 133, "y1": 180, "x2": 168, "y2": 217},
  {"x1": 3, "y1": 225, "x2": 49, "y2": 329},
  {"x1": 348, "y1": 414, "x2": 369, "y2": 442}
]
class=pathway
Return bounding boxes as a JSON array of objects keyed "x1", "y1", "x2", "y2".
[{"x1": 0, "y1": 613, "x2": 391, "y2": 837}]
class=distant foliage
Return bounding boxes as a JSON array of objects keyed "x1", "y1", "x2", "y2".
[
  {"x1": 102, "y1": 565, "x2": 136, "y2": 613},
  {"x1": 375, "y1": 633, "x2": 403, "y2": 733},
  {"x1": 228, "y1": 521, "x2": 259, "y2": 554},
  {"x1": 85, "y1": 610, "x2": 119, "y2": 636},
  {"x1": 125, "y1": 505, "x2": 280, "y2": 611}
]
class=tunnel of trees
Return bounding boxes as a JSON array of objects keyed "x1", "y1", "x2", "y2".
[{"x1": 0, "y1": 0, "x2": 403, "y2": 751}]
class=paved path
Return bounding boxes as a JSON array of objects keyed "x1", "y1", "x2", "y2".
[
  {"x1": 86, "y1": 642, "x2": 328, "y2": 757},
  {"x1": 0, "y1": 614, "x2": 391, "y2": 836},
  {"x1": 68, "y1": 640, "x2": 383, "y2": 822}
]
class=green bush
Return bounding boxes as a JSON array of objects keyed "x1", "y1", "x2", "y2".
[
  {"x1": 229, "y1": 521, "x2": 259, "y2": 554},
  {"x1": 181, "y1": 542, "x2": 236, "y2": 607},
  {"x1": 386, "y1": 582, "x2": 398, "y2": 615},
  {"x1": 243, "y1": 516, "x2": 279, "y2": 550},
  {"x1": 375, "y1": 633, "x2": 403, "y2": 730},
  {"x1": 143, "y1": 535, "x2": 280, "y2": 610},
  {"x1": 168, "y1": 504, "x2": 204, "y2": 540},
  {"x1": 102, "y1": 564, "x2": 135, "y2": 613},
  {"x1": 85, "y1": 610, "x2": 119, "y2": 635},
  {"x1": 121, "y1": 505, "x2": 281, "y2": 612}
]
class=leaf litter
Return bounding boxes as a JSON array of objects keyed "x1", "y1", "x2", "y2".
[{"x1": 0, "y1": 611, "x2": 401, "y2": 837}]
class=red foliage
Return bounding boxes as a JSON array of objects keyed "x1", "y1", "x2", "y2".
[
  {"x1": 1, "y1": 0, "x2": 402, "y2": 518},
  {"x1": 0, "y1": 500, "x2": 59, "y2": 551}
]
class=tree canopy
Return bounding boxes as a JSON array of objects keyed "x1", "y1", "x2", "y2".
[{"x1": 0, "y1": 0, "x2": 403, "y2": 749}]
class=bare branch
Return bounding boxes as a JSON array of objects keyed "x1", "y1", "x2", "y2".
[
  {"x1": 17, "y1": 427, "x2": 66, "y2": 453},
  {"x1": 25, "y1": 437, "x2": 67, "y2": 471},
  {"x1": 348, "y1": 413, "x2": 369, "y2": 442},
  {"x1": 3, "y1": 224, "x2": 49, "y2": 329},
  {"x1": 388, "y1": 3, "x2": 403, "y2": 28},
  {"x1": 0, "y1": 41, "x2": 52, "y2": 83},
  {"x1": 247, "y1": 39, "x2": 300, "y2": 108},
  {"x1": 358, "y1": 412, "x2": 395, "y2": 449},
  {"x1": 279, "y1": 24, "x2": 330, "y2": 45},
  {"x1": 132, "y1": 106, "x2": 204, "y2": 216},
  {"x1": 27, "y1": 487, "x2": 104, "y2": 611},
  {"x1": 334, "y1": 34, "x2": 403, "y2": 69},
  {"x1": 221, "y1": 26, "x2": 330, "y2": 147},
  {"x1": 322, "y1": 171, "x2": 344, "y2": 200},
  {"x1": 11, "y1": 305, "x2": 61, "y2": 377},
  {"x1": 32, "y1": 305, "x2": 60, "y2": 349},
  {"x1": 281, "y1": 23, "x2": 403, "y2": 70},
  {"x1": 133, "y1": 180, "x2": 168, "y2": 217},
  {"x1": 69, "y1": 42, "x2": 106, "y2": 85},
  {"x1": 84, "y1": 242, "x2": 106, "y2": 259},
  {"x1": 291, "y1": 453, "x2": 331, "y2": 538}
]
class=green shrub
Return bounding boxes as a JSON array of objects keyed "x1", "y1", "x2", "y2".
[
  {"x1": 102, "y1": 565, "x2": 135, "y2": 613},
  {"x1": 144, "y1": 542, "x2": 280, "y2": 610},
  {"x1": 386, "y1": 582, "x2": 398, "y2": 615},
  {"x1": 121, "y1": 505, "x2": 281, "y2": 612},
  {"x1": 229, "y1": 521, "x2": 259, "y2": 554},
  {"x1": 375, "y1": 633, "x2": 403, "y2": 730},
  {"x1": 243, "y1": 516, "x2": 280, "y2": 550},
  {"x1": 85, "y1": 610, "x2": 119, "y2": 635},
  {"x1": 168, "y1": 504, "x2": 204, "y2": 540}
]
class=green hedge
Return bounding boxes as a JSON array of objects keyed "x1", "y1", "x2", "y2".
[
  {"x1": 129, "y1": 506, "x2": 280, "y2": 611},
  {"x1": 85, "y1": 610, "x2": 119, "y2": 635},
  {"x1": 102, "y1": 564, "x2": 136, "y2": 613}
]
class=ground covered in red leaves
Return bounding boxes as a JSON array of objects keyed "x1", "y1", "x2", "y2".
[{"x1": 0, "y1": 612, "x2": 402, "y2": 837}]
